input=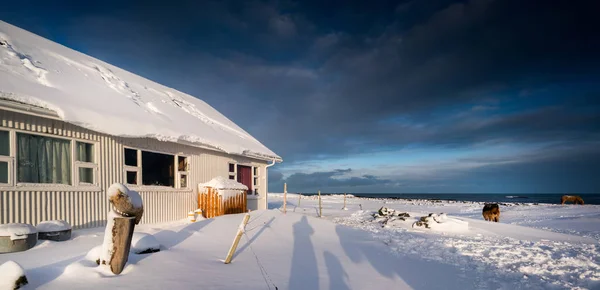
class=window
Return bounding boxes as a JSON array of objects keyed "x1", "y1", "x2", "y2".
[
  {"x1": 126, "y1": 171, "x2": 138, "y2": 184},
  {"x1": 17, "y1": 133, "x2": 71, "y2": 184},
  {"x1": 77, "y1": 142, "x2": 94, "y2": 163},
  {"x1": 125, "y1": 148, "x2": 138, "y2": 166},
  {"x1": 178, "y1": 156, "x2": 188, "y2": 188},
  {"x1": 0, "y1": 131, "x2": 10, "y2": 184},
  {"x1": 75, "y1": 142, "x2": 97, "y2": 185},
  {"x1": 253, "y1": 166, "x2": 258, "y2": 187},
  {"x1": 142, "y1": 151, "x2": 174, "y2": 187},
  {"x1": 228, "y1": 163, "x2": 236, "y2": 180},
  {"x1": 124, "y1": 148, "x2": 140, "y2": 185}
]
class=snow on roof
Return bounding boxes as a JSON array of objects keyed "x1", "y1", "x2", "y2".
[
  {"x1": 200, "y1": 176, "x2": 248, "y2": 190},
  {"x1": 0, "y1": 21, "x2": 281, "y2": 161}
]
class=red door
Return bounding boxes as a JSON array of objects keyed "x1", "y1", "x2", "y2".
[{"x1": 237, "y1": 165, "x2": 252, "y2": 194}]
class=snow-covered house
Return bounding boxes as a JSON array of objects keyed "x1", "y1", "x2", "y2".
[{"x1": 0, "y1": 21, "x2": 281, "y2": 229}]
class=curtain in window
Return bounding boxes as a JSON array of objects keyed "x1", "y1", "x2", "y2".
[
  {"x1": 17, "y1": 134, "x2": 71, "y2": 184},
  {"x1": 77, "y1": 142, "x2": 93, "y2": 163}
]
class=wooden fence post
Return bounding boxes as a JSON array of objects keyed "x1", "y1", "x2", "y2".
[
  {"x1": 318, "y1": 190, "x2": 322, "y2": 218},
  {"x1": 283, "y1": 183, "x2": 287, "y2": 214},
  {"x1": 224, "y1": 213, "x2": 251, "y2": 264}
]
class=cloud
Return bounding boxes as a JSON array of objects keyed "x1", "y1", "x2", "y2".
[
  {"x1": 269, "y1": 14, "x2": 297, "y2": 37},
  {"x1": 270, "y1": 168, "x2": 393, "y2": 192},
  {"x1": 5, "y1": 0, "x2": 598, "y2": 192}
]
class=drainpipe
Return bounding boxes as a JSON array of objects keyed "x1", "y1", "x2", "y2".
[{"x1": 265, "y1": 159, "x2": 277, "y2": 209}]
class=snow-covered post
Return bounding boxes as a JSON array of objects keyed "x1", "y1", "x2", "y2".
[
  {"x1": 342, "y1": 193, "x2": 348, "y2": 210},
  {"x1": 0, "y1": 261, "x2": 28, "y2": 289},
  {"x1": 101, "y1": 183, "x2": 144, "y2": 275},
  {"x1": 224, "y1": 213, "x2": 251, "y2": 264},
  {"x1": 318, "y1": 191, "x2": 322, "y2": 217},
  {"x1": 283, "y1": 183, "x2": 287, "y2": 214}
]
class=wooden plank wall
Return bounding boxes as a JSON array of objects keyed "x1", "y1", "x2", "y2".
[{"x1": 197, "y1": 187, "x2": 247, "y2": 218}]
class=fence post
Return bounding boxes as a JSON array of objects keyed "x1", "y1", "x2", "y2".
[
  {"x1": 283, "y1": 183, "x2": 287, "y2": 214},
  {"x1": 343, "y1": 193, "x2": 347, "y2": 210},
  {"x1": 318, "y1": 191, "x2": 322, "y2": 218},
  {"x1": 224, "y1": 213, "x2": 251, "y2": 264}
]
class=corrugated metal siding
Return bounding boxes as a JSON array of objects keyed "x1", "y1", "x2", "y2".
[{"x1": 0, "y1": 109, "x2": 269, "y2": 229}]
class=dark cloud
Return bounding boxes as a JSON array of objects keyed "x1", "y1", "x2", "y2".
[
  {"x1": 270, "y1": 168, "x2": 392, "y2": 193},
  {"x1": 2, "y1": 0, "x2": 599, "y2": 192}
]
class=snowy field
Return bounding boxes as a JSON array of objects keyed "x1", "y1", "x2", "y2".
[
  {"x1": 1, "y1": 194, "x2": 599, "y2": 290},
  {"x1": 269, "y1": 193, "x2": 600, "y2": 290}
]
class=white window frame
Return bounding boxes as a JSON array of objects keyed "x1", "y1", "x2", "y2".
[
  {"x1": 176, "y1": 155, "x2": 189, "y2": 189},
  {"x1": 75, "y1": 141, "x2": 98, "y2": 186},
  {"x1": 124, "y1": 147, "x2": 141, "y2": 186},
  {"x1": 0, "y1": 128, "x2": 102, "y2": 191},
  {"x1": 0, "y1": 130, "x2": 13, "y2": 186},
  {"x1": 228, "y1": 162, "x2": 237, "y2": 181},
  {"x1": 252, "y1": 166, "x2": 260, "y2": 195},
  {"x1": 14, "y1": 131, "x2": 75, "y2": 186}
]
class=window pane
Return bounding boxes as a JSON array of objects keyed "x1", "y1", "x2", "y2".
[
  {"x1": 253, "y1": 177, "x2": 258, "y2": 186},
  {"x1": 17, "y1": 133, "x2": 71, "y2": 184},
  {"x1": 142, "y1": 151, "x2": 174, "y2": 187},
  {"x1": 180, "y1": 174, "x2": 187, "y2": 188},
  {"x1": 0, "y1": 161, "x2": 8, "y2": 183},
  {"x1": 253, "y1": 167, "x2": 258, "y2": 176},
  {"x1": 79, "y1": 167, "x2": 94, "y2": 184},
  {"x1": 124, "y1": 148, "x2": 137, "y2": 166},
  {"x1": 77, "y1": 142, "x2": 94, "y2": 162},
  {"x1": 228, "y1": 163, "x2": 235, "y2": 173},
  {"x1": 229, "y1": 175, "x2": 235, "y2": 180},
  {"x1": 126, "y1": 171, "x2": 138, "y2": 185},
  {"x1": 0, "y1": 131, "x2": 9, "y2": 156},
  {"x1": 178, "y1": 156, "x2": 187, "y2": 171}
]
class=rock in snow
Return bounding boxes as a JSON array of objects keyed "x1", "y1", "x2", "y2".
[
  {"x1": 0, "y1": 261, "x2": 28, "y2": 289},
  {"x1": 131, "y1": 233, "x2": 161, "y2": 254}
]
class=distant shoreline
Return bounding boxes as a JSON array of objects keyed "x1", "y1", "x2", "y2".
[{"x1": 272, "y1": 193, "x2": 600, "y2": 205}]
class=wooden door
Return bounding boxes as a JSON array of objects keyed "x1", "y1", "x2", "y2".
[{"x1": 237, "y1": 165, "x2": 252, "y2": 194}]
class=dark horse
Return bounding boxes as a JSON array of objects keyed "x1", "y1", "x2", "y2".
[{"x1": 482, "y1": 204, "x2": 500, "y2": 222}]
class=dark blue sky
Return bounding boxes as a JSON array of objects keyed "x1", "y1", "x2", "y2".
[{"x1": 2, "y1": 0, "x2": 599, "y2": 193}]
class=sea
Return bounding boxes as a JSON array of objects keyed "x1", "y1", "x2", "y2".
[{"x1": 299, "y1": 193, "x2": 600, "y2": 205}]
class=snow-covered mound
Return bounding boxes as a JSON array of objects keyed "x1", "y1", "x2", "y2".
[
  {"x1": 36, "y1": 220, "x2": 72, "y2": 232},
  {"x1": 200, "y1": 176, "x2": 248, "y2": 190},
  {"x1": 131, "y1": 233, "x2": 161, "y2": 254},
  {"x1": 0, "y1": 223, "x2": 37, "y2": 240},
  {"x1": 0, "y1": 261, "x2": 28, "y2": 289},
  {"x1": 0, "y1": 21, "x2": 280, "y2": 161}
]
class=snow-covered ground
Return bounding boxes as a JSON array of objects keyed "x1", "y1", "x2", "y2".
[
  {"x1": 269, "y1": 193, "x2": 600, "y2": 289},
  {"x1": 1, "y1": 194, "x2": 599, "y2": 289}
]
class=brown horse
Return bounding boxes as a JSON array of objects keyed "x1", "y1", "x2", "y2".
[
  {"x1": 482, "y1": 204, "x2": 500, "y2": 222},
  {"x1": 561, "y1": 195, "x2": 584, "y2": 205}
]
